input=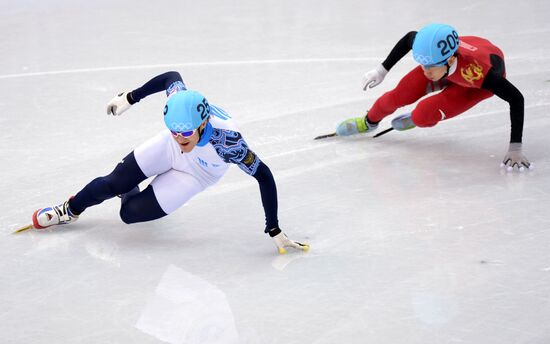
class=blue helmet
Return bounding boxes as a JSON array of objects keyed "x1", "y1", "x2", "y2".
[
  {"x1": 412, "y1": 24, "x2": 459, "y2": 67},
  {"x1": 163, "y1": 90, "x2": 210, "y2": 132}
]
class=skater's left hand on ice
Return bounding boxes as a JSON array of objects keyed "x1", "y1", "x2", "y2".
[
  {"x1": 107, "y1": 92, "x2": 134, "y2": 116},
  {"x1": 501, "y1": 143, "x2": 531, "y2": 171},
  {"x1": 267, "y1": 227, "x2": 309, "y2": 254}
]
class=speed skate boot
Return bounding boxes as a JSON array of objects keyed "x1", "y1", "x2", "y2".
[
  {"x1": 391, "y1": 113, "x2": 416, "y2": 131},
  {"x1": 336, "y1": 114, "x2": 378, "y2": 136},
  {"x1": 32, "y1": 199, "x2": 79, "y2": 229}
]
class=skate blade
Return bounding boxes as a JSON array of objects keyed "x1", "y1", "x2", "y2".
[
  {"x1": 314, "y1": 132, "x2": 337, "y2": 140},
  {"x1": 314, "y1": 128, "x2": 394, "y2": 140},
  {"x1": 12, "y1": 224, "x2": 34, "y2": 234},
  {"x1": 372, "y1": 127, "x2": 394, "y2": 138}
]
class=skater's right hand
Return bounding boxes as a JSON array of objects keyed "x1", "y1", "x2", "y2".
[
  {"x1": 362, "y1": 64, "x2": 388, "y2": 91},
  {"x1": 106, "y1": 92, "x2": 133, "y2": 116}
]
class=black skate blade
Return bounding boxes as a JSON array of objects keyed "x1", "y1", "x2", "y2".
[
  {"x1": 314, "y1": 132, "x2": 337, "y2": 140},
  {"x1": 314, "y1": 127, "x2": 394, "y2": 140},
  {"x1": 372, "y1": 127, "x2": 394, "y2": 138},
  {"x1": 12, "y1": 224, "x2": 34, "y2": 234}
]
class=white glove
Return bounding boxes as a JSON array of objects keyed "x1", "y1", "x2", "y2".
[
  {"x1": 501, "y1": 142, "x2": 531, "y2": 171},
  {"x1": 106, "y1": 92, "x2": 132, "y2": 116},
  {"x1": 267, "y1": 228, "x2": 309, "y2": 254},
  {"x1": 362, "y1": 64, "x2": 388, "y2": 91}
]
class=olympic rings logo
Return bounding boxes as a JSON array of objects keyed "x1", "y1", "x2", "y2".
[
  {"x1": 171, "y1": 122, "x2": 194, "y2": 131},
  {"x1": 413, "y1": 53, "x2": 434, "y2": 65}
]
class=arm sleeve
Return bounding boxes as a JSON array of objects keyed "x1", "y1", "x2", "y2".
[
  {"x1": 481, "y1": 71, "x2": 525, "y2": 143},
  {"x1": 381, "y1": 31, "x2": 417, "y2": 71},
  {"x1": 252, "y1": 161, "x2": 279, "y2": 231},
  {"x1": 128, "y1": 71, "x2": 186, "y2": 103},
  {"x1": 233, "y1": 150, "x2": 279, "y2": 230}
]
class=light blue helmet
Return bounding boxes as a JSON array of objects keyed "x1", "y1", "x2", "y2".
[
  {"x1": 163, "y1": 90, "x2": 210, "y2": 133},
  {"x1": 412, "y1": 24, "x2": 459, "y2": 67}
]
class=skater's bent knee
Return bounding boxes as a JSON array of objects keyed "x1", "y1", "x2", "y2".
[
  {"x1": 119, "y1": 187, "x2": 167, "y2": 224},
  {"x1": 411, "y1": 111, "x2": 438, "y2": 128},
  {"x1": 119, "y1": 208, "x2": 136, "y2": 224}
]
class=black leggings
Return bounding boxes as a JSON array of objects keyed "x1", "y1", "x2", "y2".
[{"x1": 69, "y1": 152, "x2": 167, "y2": 224}]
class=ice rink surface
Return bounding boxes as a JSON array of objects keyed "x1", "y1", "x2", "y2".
[{"x1": 1, "y1": 0, "x2": 550, "y2": 343}]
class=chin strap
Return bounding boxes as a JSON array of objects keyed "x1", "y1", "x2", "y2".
[
  {"x1": 442, "y1": 55, "x2": 458, "y2": 79},
  {"x1": 196, "y1": 122, "x2": 213, "y2": 147},
  {"x1": 442, "y1": 62, "x2": 451, "y2": 79}
]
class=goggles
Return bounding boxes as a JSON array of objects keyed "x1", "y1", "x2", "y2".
[
  {"x1": 422, "y1": 55, "x2": 454, "y2": 69},
  {"x1": 422, "y1": 61, "x2": 447, "y2": 69},
  {"x1": 170, "y1": 129, "x2": 197, "y2": 138}
]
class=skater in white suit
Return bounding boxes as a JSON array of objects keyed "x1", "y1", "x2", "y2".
[{"x1": 30, "y1": 71, "x2": 308, "y2": 254}]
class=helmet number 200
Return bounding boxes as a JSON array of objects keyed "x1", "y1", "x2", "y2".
[
  {"x1": 437, "y1": 31, "x2": 459, "y2": 56},
  {"x1": 196, "y1": 98, "x2": 210, "y2": 120}
]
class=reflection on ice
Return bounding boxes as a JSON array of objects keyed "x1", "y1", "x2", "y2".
[{"x1": 136, "y1": 265, "x2": 238, "y2": 344}]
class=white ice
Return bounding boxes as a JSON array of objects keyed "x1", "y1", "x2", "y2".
[{"x1": 1, "y1": 0, "x2": 550, "y2": 343}]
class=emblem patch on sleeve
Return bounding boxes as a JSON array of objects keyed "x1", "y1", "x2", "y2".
[{"x1": 242, "y1": 151, "x2": 256, "y2": 167}]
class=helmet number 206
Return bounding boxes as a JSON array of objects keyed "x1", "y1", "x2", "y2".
[
  {"x1": 437, "y1": 31, "x2": 459, "y2": 56},
  {"x1": 196, "y1": 98, "x2": 210, "y2": 120}
]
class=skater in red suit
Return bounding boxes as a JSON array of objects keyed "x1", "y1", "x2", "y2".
[{"x1": 336, "y1": 23, "x2": 530, "y2": 171}]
